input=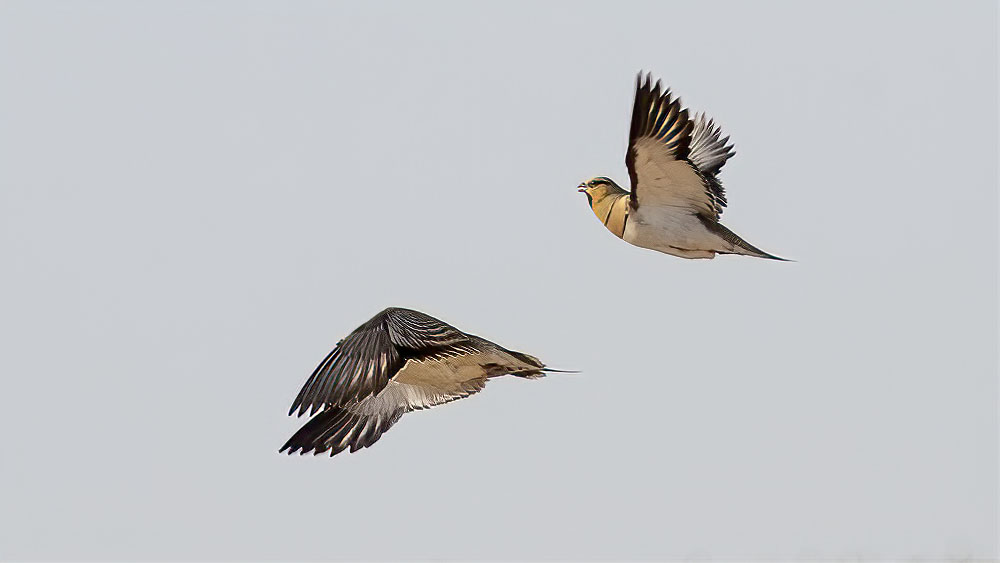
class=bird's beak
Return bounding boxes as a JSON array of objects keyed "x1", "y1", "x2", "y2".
[{"x1": 577, "y1": 183, "x2": 587, "y2": 193}]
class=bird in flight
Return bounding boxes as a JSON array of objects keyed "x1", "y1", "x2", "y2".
[
  {"x1": 578, "y1": 72, "x2": 787, "y2": 260},
  {"x1": 281, "y1": 307, "x2": 563, "y2": 457}
]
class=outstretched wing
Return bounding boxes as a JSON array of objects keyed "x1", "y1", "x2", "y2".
[
  {"x1": 625, "y1": 73, "x2": 726, "y2": 220},
  {"x1": 279, "y1": 374, "x2": 491, "y2": 456},
  {"x1": 688, "y1": 112, "x2": 735, "y2": 179},
  {"x1": 279, "y1": 403, "x2": 407, "y2": 456},
  {"x1": 281, "y1": 336, "x2": 550, "y2": 457},
  {"x1": 288, "y1": 307, "x2": 473, "y2": 416},
  {"x1": 688, "y1": 112, "x2": 735, "y2": 216}
]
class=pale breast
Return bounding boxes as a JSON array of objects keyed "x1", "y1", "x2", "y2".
[{"x1": 624, "y1": 205, "x2": 719, "y2": 258}]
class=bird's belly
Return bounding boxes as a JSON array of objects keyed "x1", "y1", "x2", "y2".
[{"x1": 623, "y1": 207, "x2": 718, "y2": 258}]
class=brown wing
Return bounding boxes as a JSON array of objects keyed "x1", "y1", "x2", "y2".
[
  {"x1": 288, "y1": 307, "x2": 473, "y2": 416},
  {"x1": 281, "y1": 338, "x2": 547, "y2": 456},
  {"x1": 625, "y1": 73, "x2": 725, "y2": 219}
]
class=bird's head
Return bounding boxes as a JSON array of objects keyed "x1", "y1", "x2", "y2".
[
  {"x1": 577, "y1": 176, "x2": 624, "y2": 208},
  {"x1": 578, "y1": 176, "x2": 630, "y2": 238}
]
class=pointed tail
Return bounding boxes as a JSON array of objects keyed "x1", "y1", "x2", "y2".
[{"x1": 701, "y1": 216, "x2": 792, "y2": 261}]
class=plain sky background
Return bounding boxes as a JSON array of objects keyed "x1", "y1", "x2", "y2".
[{"x1": 1, "y1": 1, "x2": 997, "y2": 560}]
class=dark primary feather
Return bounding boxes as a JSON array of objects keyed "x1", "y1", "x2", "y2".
[
  {"x1": 279, "y1": 405, "x2": 406, "y2": 456},
  {"x1": 688, "y1": 113, "x2": 735, "y2": 178},
  {"x1": 688, "y1": 113, "x2": 735, "y2": 218},
  {"x1": 288, "y1": 307, "x2": 471, "y2": 416}
]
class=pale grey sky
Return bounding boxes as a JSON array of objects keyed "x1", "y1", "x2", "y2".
[{"x1": 0, "y1": 1, "x2": 996, "y2": 560}]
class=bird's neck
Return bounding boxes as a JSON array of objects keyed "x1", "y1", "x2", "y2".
[{"x1": 590, "y1": 189, "x2": 630, "y2": 238}]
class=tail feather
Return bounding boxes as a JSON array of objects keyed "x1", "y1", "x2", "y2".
[
  {"x1": 502, "y1": 349, "x2": 578, "y2": 378},
  {"x1": 700, "y1": 216, "x2": 791, "y2": 261}
]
